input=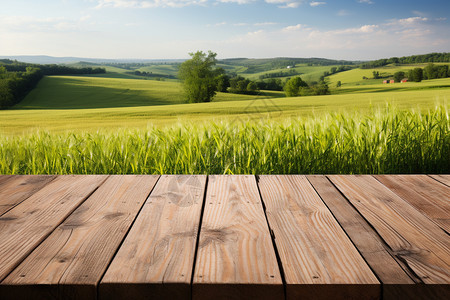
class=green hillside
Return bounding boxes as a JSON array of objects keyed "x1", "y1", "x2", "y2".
[
  {"x1": 16, "y1": 76, "x2": 278, "y2": 109},
  {"x1": 327, "y1": 63, "x2": 450, "y2": 86},
  {"x1": 2, "y1": 77, "x2": 448, "y2": 134}
]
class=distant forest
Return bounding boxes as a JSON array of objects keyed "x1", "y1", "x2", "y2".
[
  {"x1": 0, "y1": 59, "x2": 106, "y2": 75},
  {"x1": 360, "y1": 52, "x2": 450, "y2": 69},
  {"x1": 0, "y1": 59, "x2": 105, "y2": 109}
]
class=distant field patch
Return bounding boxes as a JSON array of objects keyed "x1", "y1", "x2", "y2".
[{"x1": 328, "y1": 64, "x2": 450, "y2": 86}]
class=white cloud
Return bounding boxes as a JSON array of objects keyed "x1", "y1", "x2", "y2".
[
  {"x1": 310, "y1": 1, "x2": 325, "y2": 7},
  {"x1": 94, "y1": 0, "x2": 308, "y2": 8},
  {"x1": 358, "y1": 0, "x2": 373, "y2": 4},
  {"x1": 264, "y1": 0, "x2": 290, "y2": 3},
  {"x1": 387, "y1": 17, "x2": 428, "y2": 27},
  {"x1": 282, "y1": 24, "x2": 304, "y2": 31},
  {"x1": 254, "y1": 22, "x2": 278, "y2": 26},
  {"x1": 95, "y1": 0, "x2": 209, "y2": 9},
  {"x1": 265, "y1": 0, "x2": 304, "y2": 8},
  {"x1": 216, "y1": 0, "x2": 255, "y2": 4},
  {"x1": 333, "y1": 24, "x2": 378, "y2": 34},
  {"x1": 214, "y1": 14, "x2": 450, "y2": 60}
]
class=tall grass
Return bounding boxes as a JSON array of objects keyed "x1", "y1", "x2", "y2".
[{"x1": 1, "y1": 105, "x2": 448, "y2": 174}]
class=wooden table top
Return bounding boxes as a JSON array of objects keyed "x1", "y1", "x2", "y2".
[{"x1": 0, "y1": 175, "x2": 448, "y2": 299}]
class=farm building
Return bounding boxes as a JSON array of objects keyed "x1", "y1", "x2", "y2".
[
  {"x1": 390, "y1": 80, "x2": 395, "y2": 84},
  {"x1": 401, "y1": 78, "x2": 408, "y2": 83},
  {"x1": 383, "y1": 80, "x2": 388, "y2": 84}
]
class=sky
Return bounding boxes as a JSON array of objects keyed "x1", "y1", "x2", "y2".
[{"x1": 0, "y1": 0, "x2": 449, "y2": 60}]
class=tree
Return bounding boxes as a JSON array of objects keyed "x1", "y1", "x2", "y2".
[
  {"x1": 284, "y1": 77, "x2": 308, "y2": 97},
  {"x1": 178, "y1": 51, "x2": 218, "y2": 103},
  {"x1": 336, "y1": 81, "x2": 342, "y2": 88},
  {"x1": 423, "y1": 63, "x2": 437, "y2": 80},
  {"x1": 312, "y1": 80, "x2": 330, "y2": 95},
  {"x1": 372, "y1": 71, "x2": 381, "y2": 79},
  {"x1": 216, "y1": 74, "x2": 230, "y2": 92},
  {"x1": 408, "y1": 68, "x2": 423, "y2": 82},
  {"x1": 393, "y1": 71, "x2": 405, "y2": 82},
  {"x1": 246, "y1": 81, "x2": 258, "y2": 93}
]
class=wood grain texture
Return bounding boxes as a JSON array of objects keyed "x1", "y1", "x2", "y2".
[
  {"x1": 429, "y1": 175, "x2": 450, "y2": 187},
  {"x1": 375, "y1": 175, "x2": 450, "y2": 233},
  {"x1": 259, "y1": 175, "x2": 379, "y2": 300},
  {"x1": 328, "y1": 175, "x2": 450, "y2": 289},
  {"x1": 193, "y1": 175, "x2": 283, "y2": 300},
  {"x1": 1, "y1": 175, "x2": 158, "y2": 300},
  {"x1": 0, "y1": 175, "x2": 107, "y2": 282},
  {"x1": 0, "y1": 175, "x2": 56, "y2": 216},
  {"x1": 307, "y1": 175, "x2": 428, "y2": 299},
  {"x1": 0, "y1": 175, "x2": 14, "y2": 185},
  {"x1": 100, "y1": 175, "x2": 206, "y2": 300}
]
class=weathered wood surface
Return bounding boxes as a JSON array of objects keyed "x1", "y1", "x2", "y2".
[
  {"x1": 100, "y1": 175, "x2": 206, "y2": 300},
  {"x1": 328, "y1": 175, "x2": 450, "y2": 292},
  {"x1": 193, "y1": 175, "x2": 283, "y2": 300},
  {"x1": 2, "y1": 175, "x2": 158, "y2": 300},
  {"x1": 375, "y1": 175, "x2": 450, "y2": 233},
  {"x1": 0, "y1": 175, "x2": 56, "y2": 216},
  {"x1": 259, "y1": 175, "x2": 379, "y2": 299},
  {"x1": 0, "y1": 175, "x2": 448, "y2": 300},
  {"x1": 430, "y1": 175, "x2": 450, "y2": 187},
  {"x1": 0, "y1": 175, "x2": 107, "y2": 282}
]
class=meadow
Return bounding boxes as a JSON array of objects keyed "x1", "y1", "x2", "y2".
[
  {"x1": 1, "y1": 60, "x2": 449, "y2": 174},
  {"x1": 1, "y1": 75, "x2": 449, "y2": 135},
  {"x1": 1, "y1": 105, "x2": 448, "y2": 175}
]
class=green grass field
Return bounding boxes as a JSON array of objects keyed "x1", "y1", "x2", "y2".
[
  {"x1": 1, "y1": 62, "x2": 449, "y2": 175},
  {"x1": 242, "y1": 64, "x2": 335, "y2": 82},
  {"x1": 327, "y1": 63, "x2": 450, "y2": 86},
  {"x1": 1, "y1": 106, "x2": 447, "y2": 174},
  {"x1": 1, "y1": 75, "x2": 448, "y2": 135},
  {"x1": 15, "y1": 76, "x2": 278, "y2": 109}
]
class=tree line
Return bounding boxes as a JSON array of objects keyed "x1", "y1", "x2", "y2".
[
  {"x1": 132, "y1": 70, "x2": 176, "y2": 79},
  {"x1": 392, "y1": 63, "x2": 450, "y2": 82},
  {"x1": 360, "y1": 52, "x2": 450, "y2": 69},
  {"x1": 1, "y1": 60, "x2": 106, "y2": 75},
  {"x1": 258, "y1": 68, "x2": 300, "y2": 80},
  {"x1": 0, "y1": 60, "x2": 106, "y2": 109},
  {"x1": 0, "y1": 67, "x2": 43, "y2": 108},
  {"x1": 320, "y1": 65, "x2": 354, "y2": 81}
]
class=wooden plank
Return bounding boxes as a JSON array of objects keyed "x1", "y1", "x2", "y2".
[
  {"x1": 0, "y1": 175, "x2": 56, "y2": 216},
  {"x1": 375, "y1": 175, "x2": 450, "y2": 233},
  {"x1": 0, "y1": 175, "x2": 107, "y2": 282},
  {"x1": 1, "y1": 175, "x2": 159, "y2": 300},
  {"x1": 193, "y1": 175, "x2": 283, "y2": 300},
  {"x1": 328, "y1": 175, "x2": 450, "y2": 290},
  {"x1": 259, "y1": 175, "x2": 379, "y2": 300},
  {"x1": 307, "y1": 175, "x2": 430, "y2": 299},
  {"x1": 429, "y1": 175, "x2": 450, "y2": 187},
  {"x1": 0, "y1": 175, "x2": 14, "y2": 185},
  {"x1": 100, "y1": 175, "x2": 206, "y2": 300}
]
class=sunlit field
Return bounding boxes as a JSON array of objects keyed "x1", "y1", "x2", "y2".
[
  {"x1": 1, "y1": 76, "x2": 449, "y2": 135},
  {"x1": 1, "y1": 105, "x2": 447, "y2": 174}
]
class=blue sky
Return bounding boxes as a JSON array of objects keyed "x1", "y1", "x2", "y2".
[{"x1": 0, "y1": 0, "x2": 449, "y2": 60}]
